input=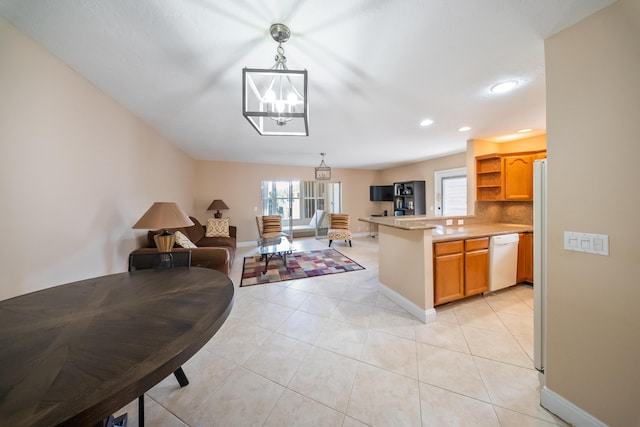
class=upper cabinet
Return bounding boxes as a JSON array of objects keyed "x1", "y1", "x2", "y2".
[
  {"x1": 504, "y1": 155, "x2": 533, "y2": 200},
  {"x1": 476, "y1": 154, "x2": 504, "y2": 201},
  {"x1": 476, "y1": 151, "x2": 546, "y2": 201}
]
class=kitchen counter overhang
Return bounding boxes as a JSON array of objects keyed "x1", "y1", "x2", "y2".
[{"x1": 359, "y1": 216, "x2": 532, "y2": 240}]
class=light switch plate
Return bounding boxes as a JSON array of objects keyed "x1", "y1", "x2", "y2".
[{"x1": 564, "y1": 231, "x2": 609, "y2": 256}]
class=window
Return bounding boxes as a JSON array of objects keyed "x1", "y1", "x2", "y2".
[{"x1": 434, "y1": 167, "x2": 467, "y2": 216}]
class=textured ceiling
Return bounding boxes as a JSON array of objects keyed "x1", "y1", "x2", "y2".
[{"x1": 0, "y1": 0, "x2": 616, "y2": 169}]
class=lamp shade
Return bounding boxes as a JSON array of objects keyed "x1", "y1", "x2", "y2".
[
  {"x1": 207, "y1": 199, "x2": 229, "y2": 211},
  {"x1": 132, "y1": 202, "x2": 194, "y2": 230}
]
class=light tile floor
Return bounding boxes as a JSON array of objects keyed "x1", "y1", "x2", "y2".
[{"x1": 117, "y1": 236, "x2": 567, "y2": 426}]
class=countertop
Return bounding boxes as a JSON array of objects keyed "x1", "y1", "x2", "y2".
[
  {"x1": 430, "y1": 223, "x2": 532, "y2": 242},
  {"x1": 358, "y1": 216, "x2": 439, "y2": 230},
  {"x1": 358, "y1": 216, "x2": 532, "y2": 242}
]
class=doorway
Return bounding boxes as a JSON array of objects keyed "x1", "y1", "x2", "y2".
[{"x1": 261, "y1": 180, "x2": 341, "y2": 239}]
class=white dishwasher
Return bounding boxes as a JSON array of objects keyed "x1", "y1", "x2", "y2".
[{"x1": 489, "y1": 233, "x2": 520, "y2": 291}]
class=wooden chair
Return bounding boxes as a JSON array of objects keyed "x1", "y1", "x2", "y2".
[
  {"x1": 328, "y1": 213, "x2": 352, "y2": 247},
  {"x1": 128, "y1": 251, "x2": 191, "y2": 270}
]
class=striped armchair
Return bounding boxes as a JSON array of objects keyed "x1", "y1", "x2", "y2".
[
  {"x1": 328, "y1": 213, "x2": 352, "y2": 247},
  {"x1": 256, "y1": 215, "x2": 291, "y2": 241}
]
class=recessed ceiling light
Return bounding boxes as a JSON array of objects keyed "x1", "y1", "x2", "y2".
[
  {"x1": 517, "y1": 128, "x2": 532, "y2": 133},
  {"x1": 419, "y1": 119, "x2": 434, "y2": 127},
  {"x1": 458, "y1": 126, "x2": 471, "y2": 132},
  {"x1": 490, "y1": 80, "x2": 519, "y2": 93}
]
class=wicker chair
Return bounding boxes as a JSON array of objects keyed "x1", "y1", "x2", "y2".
[{"x1": 328, "y1": 213, "x2": 352, "y2": 247}]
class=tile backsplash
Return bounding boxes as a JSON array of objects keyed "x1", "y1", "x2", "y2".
[{"x1": 475, "y1": 201, "x2": 533, "y2": 225}]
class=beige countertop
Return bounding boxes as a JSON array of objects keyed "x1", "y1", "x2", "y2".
[
  {"x1": 430, "y1": 223, "x2": 532, "y2": 242},
  {"x1": 358, "y1": 216, "x2": 439, "y2": 230},
  {"x1": 358, "y1": 216, "x2": 532, "y2": 241}
]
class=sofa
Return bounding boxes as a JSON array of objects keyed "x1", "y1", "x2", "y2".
[{"x1": 130, "y1": 216, "x2": 236, "y2": 275}]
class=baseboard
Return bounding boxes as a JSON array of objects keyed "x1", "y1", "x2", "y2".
[
  {"x1": 540, "y1": 386, "x2": 607, "y2": 427},
  {"x1": 378, "y1": 283, "x2": 436, "y2": 324}
]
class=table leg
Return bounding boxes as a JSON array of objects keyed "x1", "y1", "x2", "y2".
[
  {"x1": 262, "y1": 253, "x2": 272, "y2": 274},
  {"x1": 173, "y1": 367, "x2": 189, "y2": 387}
]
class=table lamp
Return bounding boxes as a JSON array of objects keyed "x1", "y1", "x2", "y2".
[
  {"x1": 132, "y1": 202, "x2": 194, "y2": 252},
  {"x1": 207, "y1": 199, "x2": 229, "y2": 219}
]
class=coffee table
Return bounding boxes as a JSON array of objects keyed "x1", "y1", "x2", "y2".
[{"x1": 258, "y1": 237, "x2": 294, "y2": 274}]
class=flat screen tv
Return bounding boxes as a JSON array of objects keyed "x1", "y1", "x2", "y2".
[{"x1": 370, "y1": 185, "x2": 394, "y2": 202}]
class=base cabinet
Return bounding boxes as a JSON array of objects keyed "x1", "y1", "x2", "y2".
[
  {"x1": 434, "y1": 238, "x2": 489, "y2": 305},
  {"x1": 464, "y1": 238, "x2": 489, "y2": 296},
  {"x1": 517, "y1": 232, "x2": 533, "y2": 283}
]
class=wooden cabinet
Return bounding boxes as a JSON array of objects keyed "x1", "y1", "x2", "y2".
[
  {"x1": 476, "y1": 151, "x2": 545, "y2": 201},
  {"x1": 517, "y1": 232, "x2": 533, "y2": 283},
  {"x1": 434, "y1": 237, "x2": 489, "y2": 305},
  {"x1": 475, "y1": 155, "x2": 503, "y2": 201},
  {"x1": 433, "y1": 241, "x2": 464, "y2": 305},
  {"x1": 504, "y1": 155, "x2": 533, "y2": 200},
  {"x1": 464, "y1": 238, "x2": 490, "y2": 296},
  {"x1": 393, "y1": 181, "x2": 426, "y2": 216}
]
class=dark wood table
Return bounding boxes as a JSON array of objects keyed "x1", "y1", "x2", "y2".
[{"x1": 0, "y1": 267, "x2": 234, "y2": 426}]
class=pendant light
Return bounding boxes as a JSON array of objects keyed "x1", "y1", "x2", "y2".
[{"x1": 243, "y1": 24, "x2": 309, "y2": 136}]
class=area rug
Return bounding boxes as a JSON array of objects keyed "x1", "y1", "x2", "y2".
[{"x1": 240, "y1": 248, "x2": 365, "y2": 287}]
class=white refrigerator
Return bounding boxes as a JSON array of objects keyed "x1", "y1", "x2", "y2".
[{"x1": 533, "y1": 159, "x2": 547, "y2": 379}]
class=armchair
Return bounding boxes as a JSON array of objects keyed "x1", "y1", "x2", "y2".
[
  {"x1": 328, "y1": 213, "x2": 352, "y2": 247},
  {"x1": 256, "y1": 215, "x2": 291, "y2": 241}
]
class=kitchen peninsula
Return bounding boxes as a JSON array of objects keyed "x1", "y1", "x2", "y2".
[{"x1": 359, "y1": 216, "x2": 532, "y2": 323}]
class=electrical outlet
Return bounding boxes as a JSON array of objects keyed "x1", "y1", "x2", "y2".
[
  {"x1": 457, "y1": 219, "x2": 464, "y2": 225},
  {"x1": 445, "y1": 219, "x2": 453, "y2": 226}
]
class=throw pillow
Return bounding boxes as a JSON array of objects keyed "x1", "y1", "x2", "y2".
[
  {"x1": 206, "y1": 218, "x2": 230, "y2": 237},
  {"x1": 330, "y1": 214, "x2": 349, "y2": 230},
  {"x1": 262, "y1": 215, "x2": 282, "y2": 234},
  {"x1": 174, "y1": 230, "x2": 197, "y2": 248},
  {"x1": 186, "y1": 216, "x2": 205, "y2": 243}
]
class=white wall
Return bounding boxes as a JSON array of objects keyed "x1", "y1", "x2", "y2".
[
  {"x1": 0, "y1": 17, "x2": 195, "y2": 300},
  {"x1": 544, "y1": 0, "x2": 640, "y2": 425}
]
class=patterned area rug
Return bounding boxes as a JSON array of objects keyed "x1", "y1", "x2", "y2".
[{"x1": 240, "y1": 248, "x2": 365, "y2": 287}]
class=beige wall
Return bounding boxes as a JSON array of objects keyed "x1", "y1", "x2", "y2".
[
  {"x1": 0, "y1": 17, "x2": 195, "y2": 301},
  {"x1": 379, "y1": 152, "x2": 467, "y2": 216},
  {"x1": 545, "y1": 1, "x2": 640, "y2": 425},
  {"x1": 193, "y1": 160, "x2": 380, "y2": 242}
]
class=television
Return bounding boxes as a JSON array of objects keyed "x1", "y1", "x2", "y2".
[{"x1": 369, "y1": 185, "x2": 394, "y2": 202}]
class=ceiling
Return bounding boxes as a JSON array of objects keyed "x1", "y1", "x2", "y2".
[{"x1": 0, "y1": 0, "x2": 616, "y2": 169}]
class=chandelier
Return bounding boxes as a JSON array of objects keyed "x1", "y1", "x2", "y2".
[
  {"x1": 315, "y1": 153, "x2": 331, "y2": 180},
  {"x1": 243, "y1": 23, "x2": 309, "y2": 136}
]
